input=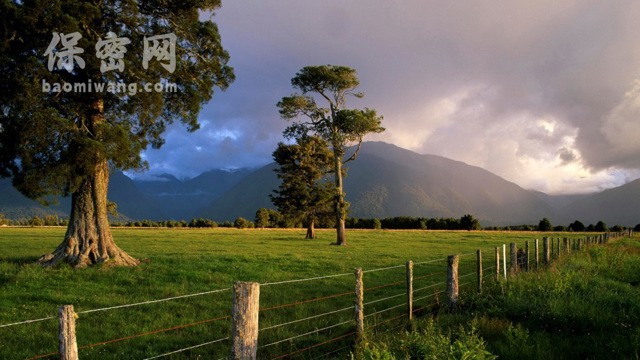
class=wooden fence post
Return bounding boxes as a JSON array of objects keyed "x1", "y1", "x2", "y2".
[
  {"x1": 502, "y1": 245, "x2": 507, "y2": 280},
  {"x1": 476, "y1": 250, "x2": 482, "y2": 294},
  {"x1": 355, "y1": 268, "x2": 364, "y2": 342},
  {"x1": 231, "y1": 282, "x2": 260, "y2": 360},
  {"x1": 58, "y1": 305, "x2": 78, "y2": 360},
  {"x1": 543, "y1": 237, "x2": 550, "y2": 266},
  {"x1": 524, "y1": 241, "x2": 529, "y2": 272},
  {"x1": 495, "y1": 246, "x2": 500, "y2": 281},
  {"x1": 577, "y1": 238, "x2": 582, "y2": 251},
  {"x1": 535, "y1": 239, "x2": 539, "y2": 269},
  {"x1": 447, "y1": 255, "x2": 459, "y2": 308},
  {"x1": 551, "y1": 238, "x2": 554, "y2": 258},
  {"x1": 556, "y1": 238, "x2": 560, "y2": 257},
  {"x1": 406, "y1": 261, "x2": 413, "y2": 321},
  {"x1": 509, "y1": 243, "x2": 517, "y2": 276}
]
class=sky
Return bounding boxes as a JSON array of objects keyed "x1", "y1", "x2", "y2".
[{"x1": 138, "y1": 0, "x2": 640, "y2": 195}]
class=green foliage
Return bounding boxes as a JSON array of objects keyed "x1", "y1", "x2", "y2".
[
  {"x1": 569, "y1": 220, "x2": 585, "y2": 232},
  {"x1": 537, "y1": 217, "x2": 552, "y2": 231},
  {"x1": 355, "y1": 319, "x2": 496, "y2": 360},
  {"x1": 595, "y1": 220, "x2": 608, "y2": 232},
  {"x1": 188, "y1": 218, "x2": 217, "y2": 228},
  {"x1": 233, "y1": 217, "x2": 254, "y2": 229},
  {"x1": 278, "y1": 65, "x2": 384, "y2": 146},
  {"x1": 610, "y1": 224, "x2": 624, "y2": 232},
  {"x1": 461, "y1": 214, "x2": 482, "y2": 231},
  {"x1": 270, "y1": 136, "x2": 334, "y2": 230},
  {"x1": 254, "y1": 208, "x2": 270, "y2": 228},
  {"x1": 28, "y1": 216, "x2": 44, "y2": 227},
  {"x1": 465, "y1": 239, "x2": 640, "y2": 359},
  {"x1": 0, "y1": 0, "x2": 234, "y2": 200},
  {"x1": 347, "y1": 215, "x2": 485, "y2": 230}
]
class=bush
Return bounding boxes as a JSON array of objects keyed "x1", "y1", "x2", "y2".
[
  {"x1": 234, "y1": 217, "x2": 254, "y2": 229},
  {"x1": 595, "y1": 221, "x2": 608, "y2": 232},
  {"x1": 538, "y1": 218, "x2": 552, "y2": 231},
  {"x1": 29, "y1": 216, "x2": 44, "y2": 227},
  {"x1": 354, "y1": 319, "x2": 496, "y2": 360},
  {"x1": 569, "y1": 220, "x2": 585, "y2": 232}
]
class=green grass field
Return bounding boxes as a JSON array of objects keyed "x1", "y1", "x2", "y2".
[{"x1": 0, "y1": 228, "x2": 608, "y2": 359}]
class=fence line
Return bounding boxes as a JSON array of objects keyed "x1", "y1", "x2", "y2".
[
  {"x1": 260, "y1": 271, "x2": 353, "y2": 286},
  {"x1": 362, "y1": 264, "x2": 405, "y2": 273},
  {"x1": 78, "y1": 288, "x2": 232, "y2": 315},
  {"x1": 142, "y1": 336, "x2": 230, "y2": 360},
  {"x1": 271, "y1": 332, "x2": 356, "y2": 360},
  {"x1": 259, "y1": 306, "x2": 352, "y2": 332},
  {"x1": 414, "y1": 257, "x2": 447, "y2": 266},
  {"x1": 9, "y1": 231, "x2": 630, "y2": 360},
  {"x1": 363, "y1": 292, "x2": 406, "y2": 306},
  {"x1": 258, "y1": 319, "x2": 354, "y2": 349},
  {"x1": 260, "y1": 290, "x2": 353, "y2": 312},
  {"x1": 0, "y1": 315, "x2": 55, "y2": 329}
]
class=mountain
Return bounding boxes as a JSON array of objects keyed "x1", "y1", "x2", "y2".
[
  {"x1": 560, "y1": 179, "x2": 640, "y2": 226},
  {"x1": 131, "y1": 168, "x2": 254, "y2": 220},
  {"x1": 3, "y1": 142, "x2": 638, "y2": 226},
  {"x1": 0, "y1": 172, "x2": 165, "y2": 221},
  {"x1": 0, "y1": 178, "x2": 69, "y2": 220},
  {"x1": 108, "y1": 172, "x2": 167, "y2": 220},
  {"x1": 200, "y1": 142, "x2": 556, "y2": 225}
]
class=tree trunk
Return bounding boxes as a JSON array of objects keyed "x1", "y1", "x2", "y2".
[
  {"x1": 38, "y1": 99, "x2": 138, "y2": 268},
  {"x1": 38, "y1": 160, "x2": 138, "y2": 268},
  {"x1": 305, "y1": 219, "x2": 316, "y2": 239},
  {"x1": 333, "y1": 148, "x2": 347, "y2": 246}
]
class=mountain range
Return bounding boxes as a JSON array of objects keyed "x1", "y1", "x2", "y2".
[{"x1": 1, "y1": 142, "x2": 638, "y2": 227}]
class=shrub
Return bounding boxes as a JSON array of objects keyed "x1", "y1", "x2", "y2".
[{"x1": 234, "y1": 217, "x2": 254, "y2": 229}]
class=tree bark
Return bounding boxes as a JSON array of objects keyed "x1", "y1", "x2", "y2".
[
  {"x1": 305, "y1": 219, "x2": 316, "y2": 239},
  {"x1": 333, "y1": 148, "x2": 347, "y2": 246},
  {"x1": 38, "y1": 100, "x2": 138, "y2": 268}
]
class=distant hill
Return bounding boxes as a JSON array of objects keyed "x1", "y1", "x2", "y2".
[
  {"x1": 0, "y1": 172, "x2": 165, "y2": 221},
  {"x1": 131, "y1": 168, "x2": 254, "y2": 220},
  {"x1": 200, "y1": 142, "x2": 557, "y2": 225},
  {"x1": 0, "y1": 178, "x2": 69, "y2": 220},
  {"x1": 560, "y1": 178, "x2": 640, "y2": 226}
]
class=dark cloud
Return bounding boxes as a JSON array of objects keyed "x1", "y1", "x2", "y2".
[{"x1": 141, "y1": 1, "x2": 640, "y2": 193}]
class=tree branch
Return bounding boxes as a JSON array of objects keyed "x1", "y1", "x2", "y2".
[{"x1": 343, "y1": 139, "x2": 362, "y2": 164}]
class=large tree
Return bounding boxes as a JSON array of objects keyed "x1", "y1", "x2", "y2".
[
  {"x1": 277, "y1": 65, "x2": 384, "y2": 245},
  {"x1": 0, "y1": 1, "x2": 234, "y2": 267},
  {"x1": 270, "y1": 136, "x2": 334, "y2": 239}
]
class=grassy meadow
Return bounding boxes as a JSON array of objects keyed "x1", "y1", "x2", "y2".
[
  {"x1": 0, "y1": 228, "x2": 619, "y2": 359},
  {"x1": 359, "y1": 236, "x2": 640, "y2": 359}
]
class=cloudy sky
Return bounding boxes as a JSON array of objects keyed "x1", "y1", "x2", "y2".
[{"x1": 138, "y1": 0, "x2": 640, "y2": 195}]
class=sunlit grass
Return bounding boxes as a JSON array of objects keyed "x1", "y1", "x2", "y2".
[{"x1": 0, "y1": 227, "x2": 595, "y2": 359}]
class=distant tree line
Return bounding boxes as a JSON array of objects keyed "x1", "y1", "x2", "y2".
[{"x1": 2, "y1": 211, "x2": 636, "y2": 233}]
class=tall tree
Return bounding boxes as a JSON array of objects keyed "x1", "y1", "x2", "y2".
[
  {"x1": 270, "y1": 136, "x2": 334, "y2": 239},
  {"x1": 277, "y1": 65, "x2": 384, "y2": 245},
  {"x1": 0, "y1": 1, "x2": 234, "y2": 267}
]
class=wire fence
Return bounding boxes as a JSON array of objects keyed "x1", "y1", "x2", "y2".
[{"x1": 2, "y1": 231, "x2": 625, "y2": 359}]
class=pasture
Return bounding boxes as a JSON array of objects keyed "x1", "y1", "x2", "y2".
[{"x1": 0, "y1": 228, "x2": 598, "y2": 359}]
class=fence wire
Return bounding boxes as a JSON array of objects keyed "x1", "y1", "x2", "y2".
[{"x1": 142, "y1": 336, "x2": 229, "y2": 360}]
